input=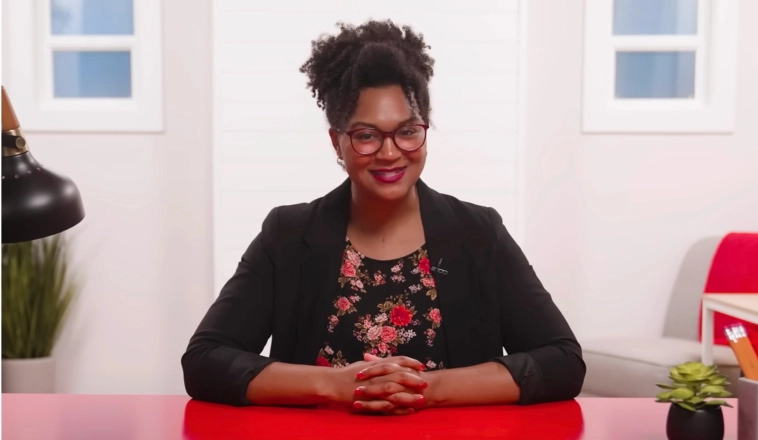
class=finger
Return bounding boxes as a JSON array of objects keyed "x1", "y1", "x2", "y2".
[
  {"x1": 386, "y1": 371, "x2": 428, "y2": 389},
  {"x1": 353, "y1": 402, "x2": 415, "y2": 416},
  {"x1": 386, "y1": 392, "x2": 426, "y2": 409},
  {"x1": 360, "y1": 354, "x2": 425, "y2": 371},
  {"x1": 353, "y1": 399, "x2": 394, "y2": 413},
  {"x1": 389, "y1": 407, "x2": 415, "y2": 416},
  {"x1": 382, "y1": 355, "x2": 426, "y2": 371},
  {"x1": 363, "y1": 371, "x2": 428, "y2": 390},
  {"x1": 357, "y1": 362, "x2": 415, "y2": 380},
  {"x1": 362, "y1": 352, "x2": 423, "y2": 370},
  {"x1": 355, "y1": 382, "x2": 407, "y2": 399}
]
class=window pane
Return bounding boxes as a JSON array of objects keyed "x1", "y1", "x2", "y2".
[
  {"x1": 53, "y1": 51, "x2": 132, "y2": 98},
  {"x1": 614, "y1": 0, "x2": 697, "y2": 35},
  {"x1": 615, "y1": 52, "x2": 695, "y2": 99},
  {"x1": 51, "y1": 0, "x2": 134, "y2": 35}
]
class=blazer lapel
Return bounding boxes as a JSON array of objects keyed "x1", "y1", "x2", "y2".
[
  {"x1": 295, "y1": 179, "x2": 351, "y2": 365},
  {"x1": 417, "y1": 180, "x2": 478, "y2": 368}
]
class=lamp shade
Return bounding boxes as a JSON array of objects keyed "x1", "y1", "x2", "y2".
[{"x1": 2, "y1": 87, "x2": 85, "y2": 243}]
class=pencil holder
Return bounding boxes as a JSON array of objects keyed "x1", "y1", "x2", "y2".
[{"x1": 739, "y1": 377, "x2": 758, "y2": 440}]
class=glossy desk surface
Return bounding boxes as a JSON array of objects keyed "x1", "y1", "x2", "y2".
[{"x1": 2, "y1": 394, "x2": 738, "y2": 439}]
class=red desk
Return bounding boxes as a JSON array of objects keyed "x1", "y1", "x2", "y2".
[{"x1": 2, "y1": 394, "x2": 738, "y2": 439}]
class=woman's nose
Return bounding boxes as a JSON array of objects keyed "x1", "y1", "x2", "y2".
[{"x1": 374, "y1": 135, "x2": 400, "y2": 160}]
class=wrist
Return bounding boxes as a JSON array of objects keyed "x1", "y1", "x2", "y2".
[
  {"x1": 315, "y1": 366, "x2": 351, "y2": 405},
  {"x1": 313, "y1": 367, "x2": 338, "y2": 404},
  {"x1": 421, "y1": 371, "x2": 443, "y2": 408}
]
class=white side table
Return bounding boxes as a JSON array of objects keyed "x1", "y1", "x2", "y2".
[{"x1": 701, "y1": 294, "x2": 758, "y2": 365}]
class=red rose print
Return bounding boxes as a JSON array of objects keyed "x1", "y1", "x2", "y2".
[
  {"x1": 429, "y1": 308, "x2": 442, "y2": 324},
  {"x1": 418, "y1": 257, "x2": 431, "y2": 274},
  {"x1": 337, "y1": 297, "x2": 351, "y2": 311},
  {"x1": 390, "y1": 305, "x2": 413, "y2": 327},
  {"x1": 378, "y1": 343, "x2": 388, "y2": 353},
  {"x1": 422, "y1": 276, "x2": 435, "y2": 288},
  {"x1": 381, "y1": 326, "x2": 397, "y2": 343},
  {"x1": 316, "y1": 356, "x2": 330, "y2": 367},
  {"x1": 341, "y1": 261, "x2": 356, "y2": 277}
]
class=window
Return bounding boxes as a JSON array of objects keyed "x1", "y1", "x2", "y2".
[
  {"x1": 583, "y1": 0, "x2": 739, "y2": 133},
  {"x1": 3, "y1": 0, "x2": 163, "y2": 132}
]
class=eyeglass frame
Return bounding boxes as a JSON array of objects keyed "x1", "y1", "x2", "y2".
[{"x1": 337, "y1": 124, "x2": 429, "y2": 156}]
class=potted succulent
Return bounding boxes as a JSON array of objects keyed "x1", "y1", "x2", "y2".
[
  {"x1": 656, "y1": 361, "x2": 733, "y2": 440},
  {"x1": 2, "y1": 235, "x2": 78, "y2": 393}
]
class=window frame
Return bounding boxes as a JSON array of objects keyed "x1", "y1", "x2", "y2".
[
  {"x1": 3, "y1": 0, "x2": 163, "y2": 133},
  {"x1": 582, "y1": 0, "x2": 739, "y2": 133}
]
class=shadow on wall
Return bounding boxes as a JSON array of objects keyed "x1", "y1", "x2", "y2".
[{"x1": 663, "y1": 237, "x2": 722, "y2": 341}]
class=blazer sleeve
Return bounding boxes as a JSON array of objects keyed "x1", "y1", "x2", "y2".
[
  {"x1": 181, "y1": 208, "x2": 279, "y2": 406},
  {"x1": 487, "y1": 208, "x2": 586, "y2": 405}
]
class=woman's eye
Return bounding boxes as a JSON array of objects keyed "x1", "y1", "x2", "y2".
[
  {"x1": 398, "y1": 128, "x2": 419, "y2": 137},
  {"x1": 355, "y1": 131, "x2": 379, "y2": 141}
]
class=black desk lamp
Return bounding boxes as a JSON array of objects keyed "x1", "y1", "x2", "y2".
[{"x1": 2, "y1": 86, "x2": 85, "y2": 243}]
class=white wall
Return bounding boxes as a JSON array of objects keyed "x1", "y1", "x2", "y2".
[
  {"x1": 524, "y1": 0, "x2": 758, "y2": 340},
  {"x1": 13, "y1": 0, "x2": 750, "y2": 394},
  {"x1": 213, "y1": 0, "x2": 526, "y2": 306},
  {"x1": 2, "y1": 0, "x2": 213, "y2": 394}
]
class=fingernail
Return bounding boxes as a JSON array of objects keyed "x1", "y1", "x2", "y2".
[
  {"x1": 422, "y1": 382, "x2": 428, "y2": 389},
  {"x1": 354, "y1": 387, "x2": 364, "y2": 397},
  {"x1": 418, "y1": 395, "x2": 425, "y2": 404},
  {"x1": 419, "y1": 364, "x2": 426, "y2": 371},
  {"x1": 356, "y1": 371, "x2": 365, "y2": 379},
  {"x1": 408, "y1": 408, "x2": 415, "y2": 414},
  {"x1": 353, "y1": 401, "x2": 362, "y2": 410}
]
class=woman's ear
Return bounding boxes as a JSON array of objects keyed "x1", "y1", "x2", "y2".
[{"x1": 328, "y1": 128, "x2": 341, "y2": 157}]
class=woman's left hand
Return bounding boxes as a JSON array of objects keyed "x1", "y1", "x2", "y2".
[{"x1": 353, "y1": 353, "x2": 429, "y2": 415}]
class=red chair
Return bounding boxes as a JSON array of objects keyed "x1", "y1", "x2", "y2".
[{"x1": 698, "y1": 232, "x2": 758, "y2": 353}]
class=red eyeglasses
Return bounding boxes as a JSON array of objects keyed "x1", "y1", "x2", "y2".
[{"x1": 339, "y1": 124, "x2": 429, "y2": 155}]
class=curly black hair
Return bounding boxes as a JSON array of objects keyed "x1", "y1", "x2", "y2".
[{"x1": 299, "y1": 19, "x2": 435, "y2": 130}]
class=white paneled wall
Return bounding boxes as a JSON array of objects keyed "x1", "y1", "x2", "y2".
[{"x1": 213, "y1": 0, "x2": 525, "y2": 318}]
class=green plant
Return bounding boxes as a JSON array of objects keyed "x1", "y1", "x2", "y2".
[
  {"x1": 2, "y1": 235, "x2": 78, "y2": 359},
  {"x1": 656, "y1": 361, "x2": 734, "y2": 411}
]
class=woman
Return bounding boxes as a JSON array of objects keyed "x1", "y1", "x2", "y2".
[{"x1": 182, "y1": 19, "x2": 584, "y2": 415}]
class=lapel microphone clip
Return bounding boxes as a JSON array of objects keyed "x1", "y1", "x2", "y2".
[{"x1": 431, "y1": 258, "x2": 448, "y2": 275}]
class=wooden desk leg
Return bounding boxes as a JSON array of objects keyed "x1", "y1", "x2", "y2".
[{"x1": 702, "y1": 305, "x2": 715, "y2": 365}]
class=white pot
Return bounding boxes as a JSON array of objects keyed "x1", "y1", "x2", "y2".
[{"x1": 2, "y1": 357, "x2": 56, "y2": 393}]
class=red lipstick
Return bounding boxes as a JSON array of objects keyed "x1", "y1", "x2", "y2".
[{"x1": 369, "y1": 167, "x2": 406, "y2": 184}]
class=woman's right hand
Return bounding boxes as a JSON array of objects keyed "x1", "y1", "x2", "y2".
[{"x1": 324, "y1": 354, "x2": 427, "y2": 414}]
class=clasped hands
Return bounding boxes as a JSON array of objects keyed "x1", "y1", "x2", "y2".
[{"x1": 331, "y1": 353, "x2": 429, "y2": 416}]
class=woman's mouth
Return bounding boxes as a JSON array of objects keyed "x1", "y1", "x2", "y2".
[{"x1": 369, "y1": 167, "x2": 406, "y2": 184}]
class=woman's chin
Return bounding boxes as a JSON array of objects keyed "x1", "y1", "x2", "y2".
[{"x1": 368, "y1": 182, "x2": 416, "y2": 203}]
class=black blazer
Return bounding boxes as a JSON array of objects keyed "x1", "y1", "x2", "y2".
[{"x1": 182, "y1": 179, "x2": 585, "y2": 406}]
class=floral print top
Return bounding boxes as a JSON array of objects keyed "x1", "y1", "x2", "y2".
[{"x1": 316, "y1": 239, "x2": 448, "y2": 371}]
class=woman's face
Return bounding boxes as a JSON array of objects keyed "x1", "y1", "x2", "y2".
[{"x1": 330, "y1": 85, "x2": 427, "y2": 203}]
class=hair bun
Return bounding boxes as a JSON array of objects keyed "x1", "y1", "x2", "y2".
[{"x1": 300, "y1": 19, "x2": 435, "y2": 129}]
